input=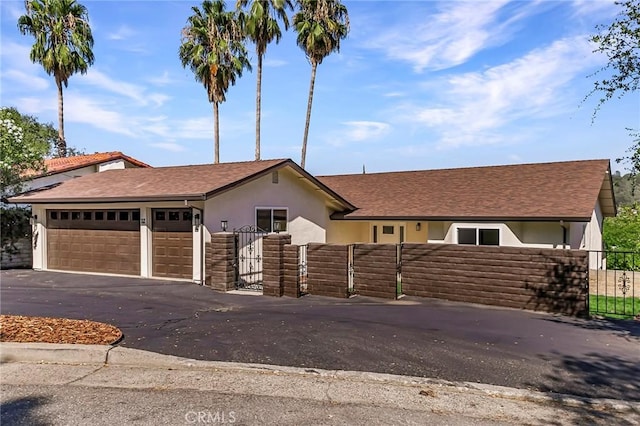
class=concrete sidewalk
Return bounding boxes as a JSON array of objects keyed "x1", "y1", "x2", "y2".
[{"x1": 1, "y1": 343, "x2": 638, "y2": 425}]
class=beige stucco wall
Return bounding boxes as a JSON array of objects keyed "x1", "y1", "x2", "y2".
[
  {"x1": 326, "y1": 221, "x2": 428, "y2": 244},
  {"x1": 429, "y1": 221, "x2": 582, "y2": 249},
  {"x1": 203, "y1": 168, "x2": 333, "y2": 246}
]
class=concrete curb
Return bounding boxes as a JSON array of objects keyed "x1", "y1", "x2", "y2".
[{"x1": 2, "y1": 342, "x2": 639, "y2": 414}]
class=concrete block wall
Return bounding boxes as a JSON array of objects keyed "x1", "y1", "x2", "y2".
[
  {"x1": 262, "y1": 234, "x2": 291, "y2": 297},
  {"x1": 401, "y1": 244, "x2": 588, "y2": 316},
  {"x1": 307, "y1": 243, "x2": 349, "y2": 298},
  {"x1": 0, "y1": 237, "x2": 32, "y2": 269},
  {"x1": 283, "y1": 244, "x2": 300, "y2": 298},
  {"x1": 206, "y1": 233, "x2": 236, "y2": 292},
  {"x1": 353, "y1": 244, "x2": 397, "y2": 299}
]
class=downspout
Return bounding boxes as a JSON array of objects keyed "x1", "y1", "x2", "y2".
[{"x1": 185, "y1": 201, "x2": 205, "y2": 285}]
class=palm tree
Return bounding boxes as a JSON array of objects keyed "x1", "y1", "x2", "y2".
[
  {"x1": 294, "y1": 0, "x2": 349, "y2": 169},
  {"x1": 236, "y1": 0, "x2": 293, "y2": 160},
  {"x1": 180, "y1": 0, "x2": 251, "y2": 164},
  {"x1": 18, "y1": 0, "x2": 94, "y2": 158}
]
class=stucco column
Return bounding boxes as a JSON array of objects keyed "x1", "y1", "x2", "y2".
[
  {"x1": 207, "y1": 232, "x2": 236, "y2": 292},
  {"x1": 262, "y1": 234, "x2": 291, "y2": 297}
]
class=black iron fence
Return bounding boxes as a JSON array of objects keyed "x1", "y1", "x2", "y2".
[
  {"x1": 233, "y1": 225, "x2": 267, "y2": 291},
  {"x1": 588, "y1": 250, "x2": 639, "y2": 319}
]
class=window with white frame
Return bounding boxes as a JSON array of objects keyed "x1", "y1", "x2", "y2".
[
  {"x1": 256, "y1": 208, "x2": 288, "y2": 232},
  {"x1": 457, "y1": 227, "x2": 500, "y2": 246}
]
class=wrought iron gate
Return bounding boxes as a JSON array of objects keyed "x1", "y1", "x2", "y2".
[{"x1": 233, "y1": 225, "x2": 267, "y2": 291}]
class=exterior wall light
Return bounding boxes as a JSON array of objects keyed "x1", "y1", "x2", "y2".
[
  {"x1": 416, "y1": 222, "x2": 421, "y2": 231},
  {"x1": 193, "y1": 213, "x2": 201, "y2": 230},
  {"x1": 221, "y1": 220, "x2": 228, "y2": 232}
]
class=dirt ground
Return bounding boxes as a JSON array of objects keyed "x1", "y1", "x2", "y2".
[
  {"x1": 0, "y1": 315, "x2": 122, "y2": 345},
  {"x1": 589, "y1": 269, "x2": 640, "y2": 297}
]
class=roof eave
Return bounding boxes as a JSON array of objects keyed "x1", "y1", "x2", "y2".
[
  {"x1": 7, "y1": 194, "x2": 206, "y2": 204},
  {"x1": 330, "y1": 213, "x2": 593, "y2": 222}
]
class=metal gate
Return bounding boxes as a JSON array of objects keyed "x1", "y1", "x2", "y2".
[{"x1": 233, "y1": 225, "x2": 267, "y2": 291}]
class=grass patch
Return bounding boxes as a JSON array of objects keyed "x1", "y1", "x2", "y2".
[{"x1": 589, "y1": 295, "x2": 640, "y2": 319}]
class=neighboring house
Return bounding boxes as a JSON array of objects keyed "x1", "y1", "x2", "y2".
[
  {"x1": 25, "y1": 151, "x2": 152, "y2": 192},
  {"x1": 8, "y1": 158, "x2": 615, "y2": 282},
  {"x1": 1, "y1": 151, "x2": 151, "y2": 270}
]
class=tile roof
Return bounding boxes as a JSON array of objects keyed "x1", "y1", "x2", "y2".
[
  {"x1": 318, "y1": 159, "x2": 615, "y2": 221},
  {"x1": 40, "y1": 151, "x2": 151, "y2": 176},
  {"x1": 10, "y1": 159, "x2": 354, "y2": 209}
]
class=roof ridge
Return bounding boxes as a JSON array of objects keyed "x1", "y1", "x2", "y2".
[{"x1": 318, "y1": 158, "x2": 610, "y2": 178}]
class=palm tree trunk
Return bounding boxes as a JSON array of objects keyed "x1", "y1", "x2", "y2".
[
  {"x1": 301, "y1": 61, "x2": 318, "y2": 169},
  {"x1": 55, "y1": 76, "x2": 67, "y2": 157},
  {"x1": 255, "y1": 53, "x2": 262, "y2": 161},
  {"x1": 213, "y1": 101, "x2": 220, "y2": 164}
]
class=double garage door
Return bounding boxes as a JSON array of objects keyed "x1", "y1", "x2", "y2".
[{"x1": 46, "y1": 208, "x2": 193, "y2": 279}]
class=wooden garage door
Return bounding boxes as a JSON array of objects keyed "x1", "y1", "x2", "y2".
[
  {"x1": 47, "y1": 209, "x2": 141, "y2": 275},
  {"x1": 152, "y1": 209, "x2": 193, "y2": 279}
]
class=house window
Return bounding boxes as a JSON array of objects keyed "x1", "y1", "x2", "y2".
[
  {"x1": 256, "y1": 208, "x2": 288, "y2": 232},
  {"x1": 83, "y1": 211, "x2": 92, "y2": 220},
  {"x1": 107, "y1": 211, "x2": 116, "y2": 221},
  {"x1": 382, "y1": 226, "x2": 394, "y2": 235},
  {"x1": 71, "y1": 211, "x2": 81, "y2": 220},
  {"x1": 457, "y1": 228, "x2": 500, "y2": 246},
  {"x1": 95, "y1": 211, "x2": 104, "y2": 220},
  {"x1": 119, "y1": 211, "x2": 129, "y2": 221},
  {"x1": 60, "y1": 211, "x2": 69, "y2": 220},
  {"x1": 50, "y1": 211, "x2": 58, "y2": 220},
  {"x1": 169, "y1": 211, "x2": 180, "y2": 221},
  {"x1": 132, "y1": 211, "x2": 140, "y2": 221}
]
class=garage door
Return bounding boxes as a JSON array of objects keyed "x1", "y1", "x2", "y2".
[
  {"x1": 152, "y1": 209, "x2": 193, "y2": 279},
  {"x1": 47, "y1": 209, "x2": 141, "y2": 275}
]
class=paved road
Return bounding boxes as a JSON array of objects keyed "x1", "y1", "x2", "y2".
[{"x1": 2, "y1": 270, "x2": 639, "y2": 401}]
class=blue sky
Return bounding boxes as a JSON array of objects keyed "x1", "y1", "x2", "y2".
[{"x1": 1, "y1": 0, "x2": 638, "y2": 175}]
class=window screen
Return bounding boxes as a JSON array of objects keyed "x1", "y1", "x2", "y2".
[
  {"x1": 382, "y1": 226, "x2": 394, "y2": 235},
  {"x1": 479, "y1": 229, "x2": 499, "y2": 245},
  {"x1": 256, "y1": 209, "x2": 271, "y2": 232},
  {"x1": 458, "y1": 228, "x2": 477, "y2": 245}
]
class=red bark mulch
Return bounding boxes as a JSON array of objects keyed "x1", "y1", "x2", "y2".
[{"x1": 0, "y1": 315, "x2": 122, "y2": 345}]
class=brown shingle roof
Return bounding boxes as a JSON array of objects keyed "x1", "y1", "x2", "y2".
[
  {"x1": 318, "y1": 159, "x2": 615, "y2": 221},
  {"x1": 40, "y1": 151, "x2": 151, "y2": 176},
  {"x1": 10, "y1": 159, "x2": 355, "y2": 209}
]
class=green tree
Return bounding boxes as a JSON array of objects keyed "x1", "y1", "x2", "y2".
[
  {"x1": 616, "y1": 129, "x2": 639, "y2": 193},
  {"x1": 236, "y1": 0, "x2": 293, "y2": 160},
  {"x1": 603, "y1": 202, "x2": 640, "y2": 270},
  {"x1": 0, "y1": 107, "x2": 55, "y2": 198},
  {"x1": 18, "y1": 0, "x2": 95, "y2": 157},
  {"x1": 294, "y1": 0, "x2": 349, "y2": 169},
  {"x1": 180, "y1": 0, "x2": 251, "y2": 164},
  {"x1": 588, "y1": 0, "x2": 639, "y2": 113}
]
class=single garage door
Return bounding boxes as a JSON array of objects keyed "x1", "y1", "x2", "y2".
[
  {"x1": 152, "y1": 209, "x2": 193, "y2": 279},
  {"x1": 47, "y1": 209, "x2": 141, "y2": 275}
]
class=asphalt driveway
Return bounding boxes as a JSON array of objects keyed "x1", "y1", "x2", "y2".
[{"x1": 2, "y1": 270, "x2": 639, "y2": 401}]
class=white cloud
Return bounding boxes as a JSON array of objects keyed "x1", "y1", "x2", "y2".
[
  {"x1": 2, "y1": 69, "x2": 49, "y2": 90},
  {"x1": 264, "y1": 58, "x2": 288, "y2": 67},
  {"x1": 108, "y1": 25, "x2": 136, "y2": 41},
  {"x1": 329, "y1": 121, "x2": 391, "y2": 146},
  {"x1": 393, "y1": 36, "x2": 604, "y2": 148},
  {"x1": 571, "y1": 0, "x2": 617, "y2": 17},
  {"x1": 148, "y1": 71, "x2": 174, "y2": 86},
  {"x1": 149, "y1": 142, "x2": 186, "y2": 152},
  {"x1": 1, "y1": 2, "x2": 24, "y2": 20},
  {"x1": 64, "y1": 95, "x2": 135, "y2": 136},
  {"x1": 363, "y1": 0, "x2": 527, "y2": 72},
  {"x1": 79, "y1": 69, "x2": 169, "y2": 107}
]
